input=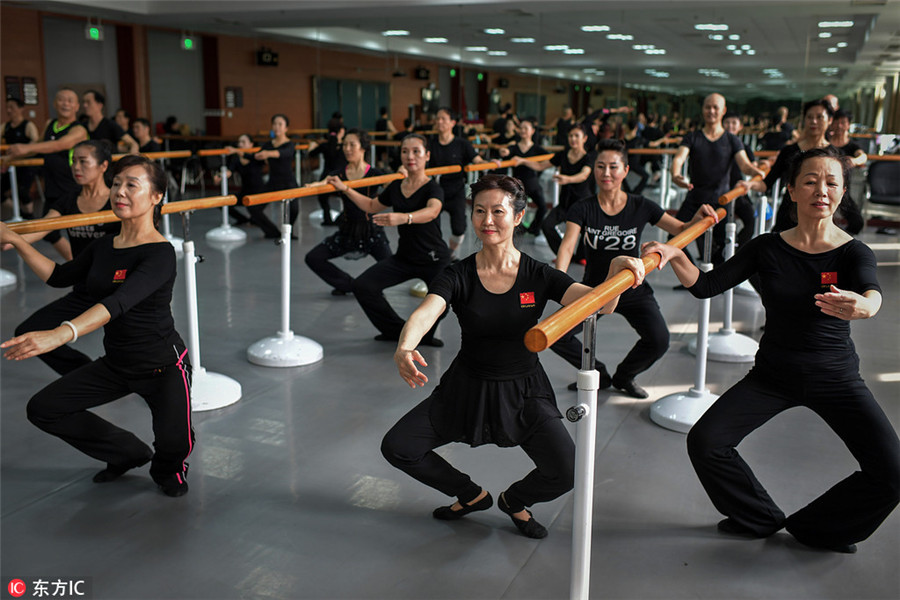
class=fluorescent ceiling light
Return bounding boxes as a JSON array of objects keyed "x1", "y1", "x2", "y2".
[
  {"x1": 544, "y1": 44, "x2": 569, "y2": 51},
  {"x1": 511, "y1": 37, "x2": 535, "y2": 43},
  {"x1": 564, "y1": 48, "x2": 585, "y2": 54},
  {"x1": 818, "y1": 21, "x2": 854, "y2": 28},
  {"x1": 381, "y1": 30, "x2": 409, "y2": 36},
  {"x1": 645, "y1": 49, "x2": 666, "y2": 55},
  {"x1": 741, "y1": 44, "x2": 751, "y2": 50},
  {"x1": 484, "y1": 28, "x2": 505, "y2": 35},
  {"x1": 726, "y1": 44, "x2": 737, "y2": 50},
  {"x1": 818, "y1": 32, "x2": 833, "y2": 38},
  {"x1": 837, "y1": 42, "x2": 848, "y2": 47},
  {"x1": 424, "y1": 37, "x2": 448, "y2": 43},
  {"x1": 695, "y1": 24, "x2": 729, "y2": 31},
  {"x1": 488, "y1": 50, "x2": 508, "y2": 56},
  {"x1": 465, "y1": 46, "x2": 488, "y2": 51},
  {"x1": 708, "y1": 34, "x2": 724, "y2": 41},
  {"x1": 827, "y1": 47, "x2": 839, "y2": 53},
  {"x1": 582, "y1": 25, "x2": 610, "y2": 32},
  {"x1": 607, "y1": 34, "x2": 634, "y2": 41},
  {"x1": 728, "y1": 34, "x2": 740, "y2": 40}
]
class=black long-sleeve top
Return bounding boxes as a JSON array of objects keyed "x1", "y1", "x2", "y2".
[
  {"x1": 46, "y1": 236, "x2": 184, "y2": 372},
  {"x1": 688, "y1": 233, "x2": 881, "y2": 379}
]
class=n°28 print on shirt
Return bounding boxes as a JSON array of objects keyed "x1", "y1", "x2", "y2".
[{"x1": 582, "y1": 224, "x2": 639, "y2": 252}]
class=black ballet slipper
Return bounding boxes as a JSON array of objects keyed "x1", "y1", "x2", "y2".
[
  {"x1": 499, "y1": 492, "x2": 548, "y2": 539},
  {"x1": 717, "y1": 518, "x2": 767, "y2": 538},
  {"x1": 611, "y1": 376, "x2": 649, "y2": 399},
  {"x1": 92, "y1": 454, "x2": 152, "y2": 483},
  {"x1": 154, "y1": 468, "x2": 189, "y2": 498},
  {"x1": 433, "y1": 491, "x2": 493, "y2": 521}
]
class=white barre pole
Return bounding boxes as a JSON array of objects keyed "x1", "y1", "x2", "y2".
[{"x1": 205, "y1": 160, "x2": 247, "y2": 243}]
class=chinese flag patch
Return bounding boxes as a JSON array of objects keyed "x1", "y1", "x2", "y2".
[
  {"x1": 820, "y1": 272, "x2": 838, "y2": 285},
  {"x1": 113, "y1": 269, "x2": 127, "y2": 282},
  {"x1": 519, "y1": 291, "x2": 535, "y2": 307}
]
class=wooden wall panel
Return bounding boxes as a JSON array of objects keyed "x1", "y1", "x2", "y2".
[{"x1": 0, "y1": 5, "x2": 48, "y2": 125}]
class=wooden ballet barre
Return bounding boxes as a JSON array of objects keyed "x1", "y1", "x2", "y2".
[
  {"x1": 718, "y1": 163, "x2": 770, "y2": 205},
  {"x1": 6, "y1": 195, "x2": 238, "y2": 234},
  {"x1": 197, "y1": 147, "x2": 261, "y2": 156},
  {"x1": 2, "y1": 157, "x2": 44, "y2": 167},
  {"x1": 371, "y1": 140, "x2": 402, "y2": 147},
  {"x1": 243, "y1": 173, "x2": 405, "y2": 206},
  {"x1": 3, "y1": 150, "x2": 192, "y2": 167},
  {"x1": 524, "y1": 207, "x2": 728, "y2": 353},
  {"x1": 627, "y1": 148, "x2": 679, "y2": 155},
  {"x1": 463, "y1": 154, "x2": 554, "y2": 173}
]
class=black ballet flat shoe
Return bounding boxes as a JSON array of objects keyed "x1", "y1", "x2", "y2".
[
  {"x1": 567, "y1": 371, "x2": 612, "y2": 392},
  {"x1": 92, "y1": 454, "x2": 152, "y2": 483},
  {"x1": 420, "y1": 336, "x2": 444, "y2": 348},
  {"x1": 717, "y1": 518, "x2": 766, "y2": 538},
  {"x1": 611, "y1": 376, "x2": 649, "y2": 399},
  {"x1": 374, "y1": 333, "x2": 399, "y2": 343},
  {"x1": 499, "y1": 493, "x2": 548, "y2": 539},
  {"x1": 433, "y1": 491, "x2": 493, "y2": 521},
  {"x1": 155, "y1": 472, "x2": 189, "y2": 498}
]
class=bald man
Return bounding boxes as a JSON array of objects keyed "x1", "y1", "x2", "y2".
[
  {"x1": 823, "y1": 94, "x2": 839, "y2": 112},
  {"x1": 671, "y1": 93, "x2": 764, "y2": 264}
]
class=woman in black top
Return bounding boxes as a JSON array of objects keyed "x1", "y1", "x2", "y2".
[
  {"x1": 829, "y1": 110, "x2": 867, "y2": 167},
  {"x1": 216, "y1": 133, "x2": 280, "y2": 238},
  {"x1": 305, "y1": 129, "x2": 391, "y2": 295},
  {"x1": 381, "y1": 174, "x2": 644, "y2": 538},
  {"x1": 498, "y1": 118, "x2": 549, "y2": 234},
  {"x1": 256, "y1": 114, "x2": 300, "y2": 228},
  {"x1": 9, "y1": 140, "x2": 121, "y2": 375},
  {"x1": 746, "y1": 100, "x2": 863, "y2": 234},
  {"x1": 308, "y1": 120, "x2": 347, "y2": 226},
  {"x1": 343, "y1": 134, "x2": 450, "y2": 345},
  {"x1": 428, "y1": 108, "x2": 487, "y2": 257},
  {"x1": 0, "y1": 155, "x2": 194, "y2": 498},
  {"x1": 2, "y1": 98, "x2": 40, "y2": 215},
  {"x1": 643, "y1": 147, "x2": 898, "y2": 553},
  {"x1": 553, "y1": 140, "x2": 717, "y2": 398}
]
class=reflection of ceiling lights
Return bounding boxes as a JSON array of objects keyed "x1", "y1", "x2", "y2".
[
  {"x1": 484, "y1": 28, "x2": 505, "y2": 35},
  {"x1": 818, "y1": 20, "x2": 854, "y2": 28},
  {"x1": 699, "y1": 68, "x2": 729, "y2": 79},
  {"x1": 607, "y1": 34, "x2": 634, "y2": 41},
  {"x1": 763, "y1": 68, "x2": 784, "y2": 78},
  {"x1": 728, "y1": 34, "x2": 740, "y2": 40},
  {"x1": 837, "y1": 42, "x2": 848, "y2": 48},
  {"x1": 564, "y1": 48, "x2": 585, "y2": 54},
  {"x1": 645, "y1": 49, "x2": 666, "y2": 55},
  {"x1": 819, "y1": 32, "x2": 833, "y2": 38},
  {"x1": 726, "y1": 44, "x2": 736, "y2": 50},
  {"x1": 465, "y1": 46, "x2": 488, "y2": 52},
  {"x1": 544, "y1": 44, "x2": 569, "y2": 51},
  {"x1": 645, "y1": 69, "x2": 670, "y2": 78},
  {"x1": 827, "y1": 47, "x2": 839, "y2": 53},
  {"x1": 695, "y1": 23, "x2": 728, "y2": 31},
  {"x1": 424, "y1": 37, "x2": 447, "y2": 43},
  {"x1": 381, "y1": 30, "x2": 409, "y2": 36},
  {"x1": 708, "y1": 34, "x2": 724, "y2": 41},
  {"x1": 511, "y1": 37, "x2": 535, "y2": 43},
  {"x1": 582, "y1": 25, "x2": 610, "y2": 32},
  {"x1": 487, "y1": 50, "x2": 507, "y2": 56}
]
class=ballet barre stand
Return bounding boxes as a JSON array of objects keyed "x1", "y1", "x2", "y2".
[
  {"x1": 159, "y1": 157, "x2": 184, "y2": 253},
  {"x1": 1, "y1": 165, "x2": 23, "y2": 287},
  {"x1": 247, "y1": 200, "x2": 324, "y2": 367},
  {"x1": 650, "y1": 230, "x2": 719, "y2": 433},
  {"x1": 205, "y1": 161, "x2": 247, "y2": 243},
  {"x1": 179, "y1": 211, "x2": 242, "y2": 411}
]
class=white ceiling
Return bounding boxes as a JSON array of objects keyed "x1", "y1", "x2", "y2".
[{"x1": 30, "y1": 0, "x2": 900, "y2": 101}]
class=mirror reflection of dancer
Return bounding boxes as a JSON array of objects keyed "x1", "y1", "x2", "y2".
[
  {"x1": 643, "y1": 147, "x2": 898, "y2": 553},
  {"x1": 0, "y1": 155, "x2": 194, "y2": 497},
  {"x1": 498, "y1": 117, "x2": 549, "y2": 235},
  {"x1": 382, "y1": 174, "x2": 644, "y2": 539}
]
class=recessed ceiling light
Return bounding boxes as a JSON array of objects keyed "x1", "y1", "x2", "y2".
[
  {"x1": 819, "y1": 32, "x2": 833, "y2": 38},
  {"x1": 607, "y1": 34, "x2": 634, "y2": 41},
  {"x1": 728, "y1": 34, "x2": 740, "y2": 40},
  {"x1": 837, "y1": 42, "x2": 848, "y2": 48},
  {"x1": 488, "y1": 50, "x2": 508, "y2": 56},
  {"x1": 827, "y1": 47, "x2": 839, "y2": 53},
  {"x1": 484, "y1": 28, "x2": 505, "y2": 35},
  {"x1": 708, "y1": 34, "x2": 724, "y2": 41},
  {"x1": 741, "y1": 44, "x2": 751, "y2": 50},
  {"x1": 543, "y1": 44, "x2": 569, "y2": 51},
  {"x1": 645, "y1": 49, "x2": 666, "y2": 55},
  {"x1": 747, "y1": 49, "x2": 756, "y2": 55},
  {"x1": 465, "y1": 46, "x2": 488, "y2": 52},
  {"x1": 818, "y1": 21, "x2": 854, "y2": 28},
  {"x1": 424, "y1": 37, "x2": 448, "y2": 43},
  {"x1": 381, "y1": 30, "x2": 409, "y2": 37},
  {"x1": 726, "y1": 44, "x2": 737, "y2": 50},
  {"x1": 695, "y1": 24, "x2": 729, "y2": 31},
  {"x1": 511, "y1": 37, "x2": 535, "y2": 43},
  {"x1": 564, "y1": 48, "x2": 585, "y2": 54}
]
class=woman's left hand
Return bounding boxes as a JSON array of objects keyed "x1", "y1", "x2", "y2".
[
  {"x1": 1, "y1": 329, "x2": 69, "y2": 361},
  {"x1": 609, "y1": 255, "x2": 646, "y2": 288},
  {"x1": 372, "y1": 212, "x2": 404, "y2": 227},
  {"x1": 394, "y1": 349, "x2": 429, "y2": 388},
  {"x1": 690, "y1": 204, "x2": 719, "y2": 226},
  {"x1": 815, "y1": 285, "x2": 870, "y2": 320}
]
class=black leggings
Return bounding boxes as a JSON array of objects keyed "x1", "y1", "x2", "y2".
[
  {"x1": 687, "y1": 367, "x2": 900, "y2": 545},
  {"x1": 351, "y1": 254, "x2": 449, "y2": 339},
  {"x1": 522, "y1": 177, "x2": 547, "y2": 232},
  {"x1": 381, "y1": 397, "x2": 575, "y2": 512},
  {"x1": 27, "y1": 352, "x2": 195, "y2": 482},
  {"x1": 305, "y1": 236, "x2": 392, "y2": 294},
  {"x1": 441, "y1": 182, "x2": 468, "y2": 237},
  {"x1": 550, "y1": 285, "x2": 669, "y2": 381},
  {"x1": 16, "y1": 290, "x2": 95, "y2": 375}
]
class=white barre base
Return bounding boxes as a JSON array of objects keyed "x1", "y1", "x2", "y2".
[
  {"x1": 205, "y1": 225, "x2": 248, "y2": 243},
  {"x1": 0, "y1": 269, "x2": 17, "y2": 287},
  {"x1": 191, "y1": 368, "x2": 242, "y2": 412},
  {"x1": 309, "y1": 209, "x2": 342, "y2": 223},
  {"x1": 688, "y1": 330, "x2": 758, "y2": 363},
  {"x1": 247, "y1": 331, "x2": 324, "y2": 367},
  {"x1": 649, "y1": 388, "x2": 719, "y2": 434}
]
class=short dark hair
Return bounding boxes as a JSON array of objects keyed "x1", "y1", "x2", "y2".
[
  {"x1": 133, "y1": 117, "x2": 151, "y2": 129},
  {"x1": 520, "y1": 116, "x2": 538, "y2": 129},
  {"x1": 436, "y1": 107, "x2": 457, "y2": 121},
  {"x1": 115, "y1": 108, "x2": 130, "y2": 119},
  {"x1": 787, "y1": 146, "x2": 850, "y2": 189},
  {"x1": 802, "y1": 99, "x2": 835, "y2": 120},
  {"x1": 596, "y1": 138, "x2": 628, "y2": 164},
  {"x1": 84, "y1": 89, "x2": 105, "y2": 105},
  {"x1": 401, "y1": 133, "x2": 428, "y2": 150},
  {"x1": 343, "y1": 128, "x2": 371, "y2": 152},
  {"x1": 74, "y1": 139, "x2": 112, "y2": 167},
  {"x1": 380, "y1": 106, "x2": 388, "y2": 115},
  {"x1": 723, "y1": 111, "x2": 741, "y2": 122},
  {"x1": 833, "y1": 109, "x2": 853, "y2": 122},
  {"x1": 469, "y1": 174, "x2": 527, "y2": 215},
  {"x1": 271, "y1": 113, "x2": 289, "y2": 127},
  {"x1": 113, "y1": 155, "x2": 168, "y2": 227},
  {"x1": 6, "y1": 97, "x2": 23, "y2": 108}
]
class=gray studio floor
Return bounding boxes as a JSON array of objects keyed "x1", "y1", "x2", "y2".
[{"x1": 1, "y1": 194, "x2": 898, "y2": 600}]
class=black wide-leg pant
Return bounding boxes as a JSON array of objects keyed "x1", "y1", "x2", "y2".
[
  {"x1": 305, "y1": 237, "x2": 392, "y2": 294},
  {"x1": 550, "y1": 285, "x2": 669, "y2": 381},
  {"x1": 26, "y1": 352, "x2": 195, "y2": 483},
  {"x1": 351, "y1": 255, "x2": 450, "y2": 339},
  {"x1": 687, "y1": 367, "x2": 900, "y2": 546},
  {"x1": 381, "y1": 397, "x2": 575, "y2": 512}
]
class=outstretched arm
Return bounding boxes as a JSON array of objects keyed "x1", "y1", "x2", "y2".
[
  {"x1": 394, "y1": 294, "x2": 447, "y2": 388},
  {"x1": 2, "y1": 303, "x2": 110, "y2": 361}
]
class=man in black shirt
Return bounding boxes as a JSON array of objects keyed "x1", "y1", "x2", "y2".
[
  {"x1": 132, "y1": 118, "x2": 162, "y2": 153},
  {"x1": 82, "y1": 90, "x2": 138, "y2": 154}
]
